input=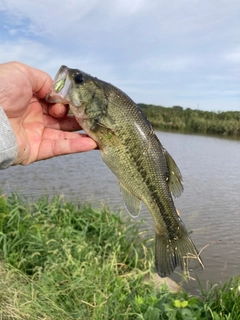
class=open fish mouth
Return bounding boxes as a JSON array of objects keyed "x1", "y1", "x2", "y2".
[{"x1": 46, "y1": 66, "x2": 71, "y2": 103}]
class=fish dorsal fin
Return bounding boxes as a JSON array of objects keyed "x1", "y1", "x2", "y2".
[
  {"x1": 119, "y1": 182, "x2": 142, "y2": 218},
  {"x1": 164, "y1": 149, "x2": 184, "y2": 198}
]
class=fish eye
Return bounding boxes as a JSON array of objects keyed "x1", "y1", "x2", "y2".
[{"x1": 74, "y1": 73, "x2": 83, "y2": 84}]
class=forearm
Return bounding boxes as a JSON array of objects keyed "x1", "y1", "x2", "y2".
[{"x1": 0, "y1": 106, "x2": 18, "y2": 169}]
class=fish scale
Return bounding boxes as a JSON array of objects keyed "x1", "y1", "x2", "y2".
[{"x1": 46, "y1": 65, "x2": 204, "y2": 277}]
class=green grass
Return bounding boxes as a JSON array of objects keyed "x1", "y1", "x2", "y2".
[{"x1": 0, "y1": 193, "x2": 239, "y2": 319}]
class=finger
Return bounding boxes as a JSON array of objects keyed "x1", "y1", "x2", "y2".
[
  {"x1": 48, "y1": 103, "x2": 69, "y2": 118},
  {"x1": 13, "y1": 62, "x2": 53, "y2": 98},
  {"x1": 37, "y1": 135, "x2": 97, "y2": 161},
  {"x1": 42, "y1": 128, "x2": 87, "y2": 140},
  {"x1": 41, "y1": 101, "x2": 70, "y2": 119},
  {"x1": 43, "y1": 114, "x2": 82, "y2": 131}
]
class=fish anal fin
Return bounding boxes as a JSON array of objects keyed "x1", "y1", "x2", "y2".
[
  {"x1": 119, "y1": 182, "x2": 142, "y2": 218},
  {"x1": 164, "y1": 149, "x2": 184, "y2": 198}
]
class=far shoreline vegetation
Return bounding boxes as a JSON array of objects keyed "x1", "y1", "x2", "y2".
[{"x1": 138, "y1": 104, "x2": 240, "y2": 139}]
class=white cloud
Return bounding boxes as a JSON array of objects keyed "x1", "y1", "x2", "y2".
[
  {"x1": 0, "y1": 38, "x2": 117, "y2": 80},
  {"x1": 222, "y1": 46, "x2": 240, "y2": 64},
  {"x1": 0, "y1": 39, "x2": 49, "y2": 65},
  {"x1": 132, "y1": 55, "x2": 201, "y2": 72},
  {"x1": 1, "y1": 0, "x2": 239, "y2": 39},
  {"x1": 0, "y1": 0, "x2": 239, "y2": 111},
  {"x1": 0, "y1": 0, "x2": 102, "y2": 37},
  {"x1": 112, "y1": 0, "x2": 149, "y2": 15}
]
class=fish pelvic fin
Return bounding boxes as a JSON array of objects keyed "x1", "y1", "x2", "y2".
[
  {"x1": 119, "y1": 182, "x2": 142, "y2": 218},
  {"x1": 155, "y1": 232, "x2": 204, "y2": 278}
]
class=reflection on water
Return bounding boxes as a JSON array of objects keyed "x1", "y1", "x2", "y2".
[{"x1": 1, "y1": 131, "x2": 240, "y2": 293}]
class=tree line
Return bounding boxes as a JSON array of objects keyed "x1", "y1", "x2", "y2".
[{"x1": 138, "y1": 104, "x2": 240, "y2": 138}]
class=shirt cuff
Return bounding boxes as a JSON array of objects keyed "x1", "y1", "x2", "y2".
[{"x1": 0, "y1": 106, "x2": 18, "y2": 169}]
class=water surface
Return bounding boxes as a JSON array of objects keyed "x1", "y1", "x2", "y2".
[{"x1": 1, "y1": 131, "x2": 240, "y2": 293}]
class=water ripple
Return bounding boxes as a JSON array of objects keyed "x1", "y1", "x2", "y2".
[{"x1": 1, "y1": 131, "x2": 240, "y2": 291}]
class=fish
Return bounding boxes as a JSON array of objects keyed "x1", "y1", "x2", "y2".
[{"x1": 46, "y1": 65, "x2": 204, "y2": 277}]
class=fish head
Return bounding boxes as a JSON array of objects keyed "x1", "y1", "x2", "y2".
[
  {"x1": 46, "y1": 65, "x2": 107, "y2": 119},
  {"x1": 46, "y1": 65, "x2": 87, "y2": 106}
]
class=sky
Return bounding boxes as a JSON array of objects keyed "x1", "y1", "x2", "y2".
[{"x1": 0, "y1": 0, "x2": 239, "y2": 112}]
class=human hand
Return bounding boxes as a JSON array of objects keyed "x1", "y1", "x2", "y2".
[{"x1": 0, "y1": 61, "x2": 97, "y2": 165}]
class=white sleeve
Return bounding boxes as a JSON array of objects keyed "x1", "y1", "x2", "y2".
[{"x1": 0, "y1": 106, "x2": 18, "y2": 169}]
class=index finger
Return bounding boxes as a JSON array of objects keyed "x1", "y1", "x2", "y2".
[{"x1": 13, "y1": 62, "x2": 53, "y2": 98}]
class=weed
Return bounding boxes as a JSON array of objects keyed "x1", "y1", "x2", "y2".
[{"x1": 0, "y1": 194, "x2": 239, "y2": 319}]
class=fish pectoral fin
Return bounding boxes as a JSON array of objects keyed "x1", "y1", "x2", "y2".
[
  {"x1": 96, "y1": 121, "x2": 110, "y2": 129},
  {"x1": 164, "y1": 149, "x2": 184, "y2": 198},
  {"x1": 119, "y1": 182, "x2": 142, "y2": 218}
]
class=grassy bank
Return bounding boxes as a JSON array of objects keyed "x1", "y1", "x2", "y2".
[
  {"x1": 0, "y1": 194, "x2": 239, "y2": 319},
  {"x1": 139, "y1": 104, "x2": 240, "y2": 138}
]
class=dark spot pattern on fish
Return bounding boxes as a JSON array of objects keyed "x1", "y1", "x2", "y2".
[{"x1": 120, "y1": 133, "x2": 180, "y2": 241}]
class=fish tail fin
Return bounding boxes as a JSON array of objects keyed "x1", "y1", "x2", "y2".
[{"x1": 155, "y1": 232, "x2": 204, "y2": 277}]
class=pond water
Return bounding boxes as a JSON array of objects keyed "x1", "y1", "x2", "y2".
[{"x1": 1, "y1": 131, "x2": 240, "y2": 293}]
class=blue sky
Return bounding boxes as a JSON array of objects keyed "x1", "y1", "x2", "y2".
[{"x1": 0, "y1": 0, "x2": 239, "y2": 111}]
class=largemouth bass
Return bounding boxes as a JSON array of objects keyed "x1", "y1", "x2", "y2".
[{"x1": 46, "y1": 66, "x2": 204, "y2": 277}]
